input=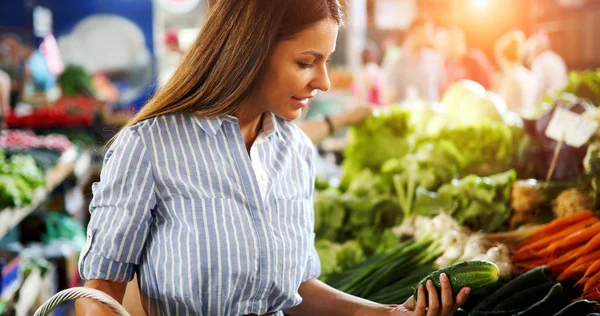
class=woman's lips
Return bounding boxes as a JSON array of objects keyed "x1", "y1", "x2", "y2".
[{"x1": 291, "y1": 96, "x2": 310, "y2": 108}]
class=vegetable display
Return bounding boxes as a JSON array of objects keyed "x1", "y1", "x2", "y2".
[
  {"x1": 0, "y1": 152, "x2": 46, "y2": 209},
  {"x1": 311, "y1": 77, "x2": 600, "y2": 311},
  {"x1": 326, "y1": 214, "x2": 512, "y2": 304}
]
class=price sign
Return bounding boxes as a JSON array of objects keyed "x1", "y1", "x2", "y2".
[{"x1": 545, "y1": 107, "x2": 598, "y2": 147}]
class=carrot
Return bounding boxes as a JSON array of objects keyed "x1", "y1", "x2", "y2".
[
  {"x1": 514, "y1": 261, "x2": 547, "y2": 272},
  {"x1": 581, "y1": 290, "x2": 600, "y2": 302},
  {"x1": 515, "y1": 217, "x2": 598, "y2": 254},
  {"x1": 516, "y1": 210, "x2": 594, "y2": 249},
  {"x1": 577, "y1": 261, "x2": 600, "y2": 287},
  {"x1": 551, "y1": 262, "x2": 573, "y2": 278},
  {"x1": 546, "y1": 221, "x2": 600, "y2": 256},
  {"x1": 556, "y1": 250, "x2": 600, "y2": 281},
  {"x1": 547, "y1": 247, "x2": 583, "y2": 269},
  {"x1": 511, "y1": 248, "x2": 545, "y2": 262},
  {"x1": 584, "y1": 271, "x2": 600, "y2": 292},
  {"x1": 545, "y1": 231, "x2": 600, "y2": 268}
]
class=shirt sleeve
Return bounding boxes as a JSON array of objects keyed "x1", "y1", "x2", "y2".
[
  {"x1": 79, "y1": 126, "x2": 156, "y2": 283},
  {"x1": 303, "y1": 146, "x2": 321, "y2": 282}
]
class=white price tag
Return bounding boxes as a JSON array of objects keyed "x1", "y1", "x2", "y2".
[{"x1": 545, "y1": 107, "x2": 598, "y2": 147}]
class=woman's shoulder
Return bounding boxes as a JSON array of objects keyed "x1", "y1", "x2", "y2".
[
  {"x1": 109, "y1": 113, "x2": 198, "y2": 154},
  {"x1": 125, "y1": 112, "x2": 194, "y2": 137}
]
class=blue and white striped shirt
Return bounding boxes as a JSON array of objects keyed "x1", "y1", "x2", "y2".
[{"x1": 79, "y1": 112, "x2": 321, "y2": 316}]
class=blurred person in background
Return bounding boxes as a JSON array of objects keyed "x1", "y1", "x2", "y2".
[
  {"x1": 436, "y1": 26, "x2": 493, "y2": 91},
  {"x1": 298, "y1": 104, "x2": 373, "y2": 144},
  {"x1": 351, "y1": 41, "x2": 383, "y2": 106},
  {"x1": 525, "y1": 30, "x2": 568, "y2": 101},
  {"x1": 382, "y1": 19, "x2": 445, "y2": 104},
  {"x1": 494, "y1": 30, "x2": 538, "y2": 115},
  {"x1": 158, "y1": 30, "x2": 185, "y2": 87},
  {"x1": 0, "y1": 69, "x2": 10, "y2": 118}
]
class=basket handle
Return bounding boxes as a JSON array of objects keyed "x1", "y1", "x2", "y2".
[{"x1": 34, "y1": 287, "x2": 130, "y2": 316}]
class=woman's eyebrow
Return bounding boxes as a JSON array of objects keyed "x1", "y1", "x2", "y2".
[{"x1": 300, "y1": 50, "x2": 325, "y2": 59}]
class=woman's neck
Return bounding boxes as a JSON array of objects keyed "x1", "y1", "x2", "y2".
[{"x1": 234, "y1": 101, "x2": 265, "y2": 154}]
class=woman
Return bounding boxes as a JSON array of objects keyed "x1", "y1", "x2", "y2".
[
  {"x1": 525, "y1": 30, "x2": 568, "y2": 102},
  {"x1": 436, "y1": 26, "x2": 493, "y2": 91},
  {"x1": 382, "y1": 19, "x2": 445, "y2": 104},
  {"x1": 351, "y1": 41, "x2": 383, "y2": 106},
  {"x1": 494, "y1": 30, "x2": 538, "y2": 115},
  {"x1": 76, "y1": 1, "x2": 469, "y2": 315}
]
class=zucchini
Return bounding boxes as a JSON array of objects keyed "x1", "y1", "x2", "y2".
[
  {"x1": 473, "y1": 265, "x2": 551, "y2": 311},
  {"x1": 469, "y1": 310, "x2": 523, "y2": 316},
  {"x1": 460, "y1": 281, "x2": 507, "y2": 312},
  {"x1": 413, "y1": 260, "x2": 499, "y2": 302},
  {"x1": 515, "y1": 283, "x2": 567, "y2": 316},
  {"x1": 554, "y1": 300, "x2": 598, "y2": 316},
  {"x1": 492, "y1": 280, "x2": 556, "y2": 312}
]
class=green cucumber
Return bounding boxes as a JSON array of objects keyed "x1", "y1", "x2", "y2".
[
  {"x1": 413, "y1": 260, "x2": 499, "y2": 302},
  {"x1": 473, "y1": 265, "x2": 551, "y2": 311},
  {"x1": 553, "y1": 300, "x2": 598, "y2": 316},
  {"x1": 492, "y1": 280, "x2": 556, "y2": 311},
  {"x1": 515, "y1": 283, "x2": 567, "y2": 316}
]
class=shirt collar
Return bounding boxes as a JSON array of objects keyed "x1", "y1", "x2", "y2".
[
  {"x1": 193, "y1": 112, "x2": 286, "y2": 143},
  {"x1": 261, "y1": 112, "x2": 286, "y2": 144}
]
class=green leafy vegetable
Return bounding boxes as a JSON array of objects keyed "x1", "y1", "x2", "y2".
[
  {"x1": 341, "y1": 106, "x2": 413, "y2": 187},
  {"x1": 58, "y1": 64, "x2": 94, "y2": 97},
  {"x1": 428, "y1": 122, "x2": 516, "y2": 176},
  {"x1": 562, "y1": 69, "x2": 600, "y2": 106},
  {"x1": 0, "y1": 153, "x2": 46, "y2": 209},
  {"x1": 413, "y1": 170, "x2": 517, "y2": 232}
]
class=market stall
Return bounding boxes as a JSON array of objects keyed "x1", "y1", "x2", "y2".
[{"x1": 312, "y1": 72, "x2": 600, "y2": 315}]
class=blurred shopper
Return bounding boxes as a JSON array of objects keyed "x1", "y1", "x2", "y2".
[
  {"x1": 526, "y1": 30, "x2": 568, "y2": 101},
  {"x1": 351, "y1": 41, "x2": 383, "y2": 106},
  {"x1": 382, "y1": 19, "x2": 445, "y2": 104},
  {"x1": 437, "y1": 26, "x2": 493, "y2": 91},
  {"x1": 0, "y1": 69, "x2": 10, "y2": 117},
  {"x1": 298, "y1": 104, "x2": 373, "y2": 144},
  {"x1": 158, "y1": 30, "x2": 185, "y2": 87},
  {"x1": 494, "y1": 30, "x2": 538, "y2": 115}
]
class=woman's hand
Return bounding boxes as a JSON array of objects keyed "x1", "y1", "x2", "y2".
[
  {"x1": 383, "y1": 273, "x2": 470, "y2": 316},
  {"x1": 340, "y1": 104, "x2": 373, "y2": 127}
]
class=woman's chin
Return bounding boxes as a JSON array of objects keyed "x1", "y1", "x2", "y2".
[{"x1": 273, "y1": 108, "x2": 303, "y2": 121}]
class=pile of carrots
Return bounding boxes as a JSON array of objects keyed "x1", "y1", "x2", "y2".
[{"x1": 511, "y1": 210, "x2": 600, "y2": 301}]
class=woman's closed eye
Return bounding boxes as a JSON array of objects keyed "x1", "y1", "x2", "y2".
[
  {"x1": 297, "y1": 59, "x2": 331, "y2": 69},
  {"x1": 297, "y1": 62, "x2": 315, "y2": 69}
]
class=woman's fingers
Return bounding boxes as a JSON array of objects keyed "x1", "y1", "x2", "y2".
[
  {"x1": 414, "y1": 285, "x2": 427, "y2": 316},
  {"x1": 439, "y1": 273, "x2": 454, "y2": 315},
  {"x1": 453, "y1": 287, "x2": 471, "y2": 312},
  {"x1": 426, "y1": 280, "x2": 440, "y2": 316},
  {"x1": 402, "y1": 296, "x2": 414, "y2": 311}
]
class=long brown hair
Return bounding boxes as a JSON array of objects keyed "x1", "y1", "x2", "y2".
[{"x1": 125, "y1": 0, "x2": 343, "y2": 129}]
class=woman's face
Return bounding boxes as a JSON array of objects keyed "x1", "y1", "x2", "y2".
[{"x1": 254, "y1": 19, "x2": 339, "y2": 121}]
